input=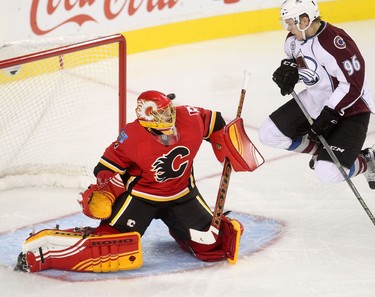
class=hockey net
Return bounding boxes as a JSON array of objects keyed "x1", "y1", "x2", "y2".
[{"x1": 0, "y1": 34, "x2": 126, "y2": 190}]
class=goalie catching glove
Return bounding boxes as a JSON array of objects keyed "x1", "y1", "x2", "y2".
[
  {"x1": 79, "y1": 184, "x2": 115, "y2": 219},
  {"x1": 78, "y1": 172, "x2": 126, "y2": 220}
]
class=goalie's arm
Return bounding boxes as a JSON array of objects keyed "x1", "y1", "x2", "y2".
[
  {"x1": 93, "y1": 162, "x2": 116, "y2": 185},
  {"x1": 202, "y1": 110, "x2": 226, "y2": 139}
]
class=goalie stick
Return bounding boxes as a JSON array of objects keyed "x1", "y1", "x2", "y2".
[
  {"x1": 189, "y1": 71, "x2": 251, "y2": 244},
  {"x1": 291, "y1": 90, "x2": 375, "y2": 226}
]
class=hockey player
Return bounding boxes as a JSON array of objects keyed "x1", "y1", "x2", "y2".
[
  {"x1": 15, "y1": 90, "x2": 256, "y2": 273},
  {"x1": 258, "y1": 0, "x2": 375, "y2": 188}
]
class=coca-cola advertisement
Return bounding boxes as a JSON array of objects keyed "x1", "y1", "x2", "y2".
[{"x1": 1, "y1": 0, "x2": 282, "y2": 42}]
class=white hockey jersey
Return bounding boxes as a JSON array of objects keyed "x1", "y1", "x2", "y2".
[{"x1": 284, "y1": 21, "x2": 375, "y2": 119}]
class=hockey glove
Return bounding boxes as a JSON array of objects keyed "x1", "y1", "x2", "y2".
[
  {"x1": 272, "y1": 59, "x2": 299, "y2": 96},
  {"x1": 308, "y1": 106, "x2": 340, "y2": 143},
  {"x1": 79, "y1": 184, "x2": 115, "y2": 220}
]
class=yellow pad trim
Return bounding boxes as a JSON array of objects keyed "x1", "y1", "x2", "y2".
[
  {"x1": 228, "y1": 123, "x2": 244, "y2": 158},
  {"x1": 227, "y1": 220, "x2": 242, "y2": 265},
  {"x1": 73, "y1": 232, "x2": 143, "y2": 273}
]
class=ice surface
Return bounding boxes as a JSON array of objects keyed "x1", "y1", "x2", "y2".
[{"x1": 0, "y1": 19, "x2": 374, "y2": 297}]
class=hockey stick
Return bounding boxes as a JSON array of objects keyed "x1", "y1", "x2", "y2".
[
  {"x1": 291, "y1": 90, "x2": 375, "y2": 226},
  {"x1": 189, "y1": 71, "x2": 250, "y2": 244}
]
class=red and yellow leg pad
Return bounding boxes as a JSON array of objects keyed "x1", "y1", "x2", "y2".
[
  {"x1": 19, "y1": 228, "x2": 142, "y2": 273},
  {"x1": 174, "y1": 216, "x2": 243, "y2": 264}
]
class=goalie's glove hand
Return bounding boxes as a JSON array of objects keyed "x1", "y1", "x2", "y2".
[
  {"x1": 78, "y1": 184, "x2": 115, "y2": 220},
  {"x1": 272, "y1": 59, "x2": 299, "y2": 96},
  {"x1": 308, "y1": 106, "x2": 340, "y2": 143}
]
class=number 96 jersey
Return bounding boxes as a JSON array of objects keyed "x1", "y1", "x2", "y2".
[{"x1": 284, "y1": 21, "x2": 375, "y2": 119}]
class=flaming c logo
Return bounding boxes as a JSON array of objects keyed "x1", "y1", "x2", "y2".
[{"x1": 151, "y1": 146, "x2": 190, "y2": 182}]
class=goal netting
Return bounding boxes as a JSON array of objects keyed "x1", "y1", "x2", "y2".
[{"x1": 0, "y1": 34, "x2": 126, "y2": 190}]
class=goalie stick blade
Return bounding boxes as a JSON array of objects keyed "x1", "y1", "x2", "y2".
[{"x1": 189, "y1": 225, "x2": 219, "y2": 245}]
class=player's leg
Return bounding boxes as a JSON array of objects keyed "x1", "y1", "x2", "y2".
[
  {"x1": 161, "y1": 191, "x2": 243, "y2": 263},
  {"x1": 314, "y1": 112, "x2": 371, "y2": 184},
  {"x1": 259, "y1": 99, "x2": 320, "y2": 154},
  {"x1": 102, "y1": 192, "x2": 158, "y2": 235}
]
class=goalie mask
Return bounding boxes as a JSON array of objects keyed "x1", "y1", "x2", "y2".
[{"x1": 135, "y1": 90, "x2": 179, "y2": 145}]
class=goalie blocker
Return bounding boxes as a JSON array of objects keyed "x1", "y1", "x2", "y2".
[{"x1": 210, "y1": 117, "x2": 263, "y2": 172}]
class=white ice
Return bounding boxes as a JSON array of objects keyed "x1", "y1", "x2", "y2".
[{"x1": 1, "y1": 19, "x2": 375, "y2": 297}]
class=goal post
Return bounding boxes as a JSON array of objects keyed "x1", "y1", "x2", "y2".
[{"x1": 0, "y1": 34, "x2": 127, "y2": 190}]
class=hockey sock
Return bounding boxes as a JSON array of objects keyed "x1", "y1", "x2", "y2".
[
  {"x1": 287, "y1": 135, "x2": 320, "y2": 154},
  {"x1": 349, "y1": 155, "x2": 367, "y2": 177}
]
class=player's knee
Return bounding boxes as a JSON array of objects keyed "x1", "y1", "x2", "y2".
[
  {"x1": 258, "y1": 117, "x2": 291, "y2": 149},
  {"x1": 314, "y1": 160, "x2": 347, "y2": 184}
]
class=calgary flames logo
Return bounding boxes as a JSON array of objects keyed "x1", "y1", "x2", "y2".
[
  {"x1": 135, "y1": 99, "x2": 157, "y2": 121},
  {"x1": 151, "y1": 146, "x2": 190, "y2": 182}
]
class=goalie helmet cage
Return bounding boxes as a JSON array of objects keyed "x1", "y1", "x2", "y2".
[{"x1": 0, "y1": 34, "x2": 126, "y2": 190}]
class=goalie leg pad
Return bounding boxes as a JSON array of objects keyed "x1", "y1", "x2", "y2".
[
  {"x1": 17, "y1": 228, "x2": 143, "y2": 273},
  {"x1": 174, "y1": 216, "x2": 243, "y2": 264}
]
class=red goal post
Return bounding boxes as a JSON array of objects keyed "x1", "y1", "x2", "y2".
[{"x1": 0, "y1": 34, "x2": 126, "y2": 190}]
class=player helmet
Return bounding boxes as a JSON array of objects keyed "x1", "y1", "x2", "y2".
[
  {"x1": 135, "y1": 90, "x2": 177, "y2": 136},
  {"x1": 280, "y1": 0, "x2": 320, "y2": 31}
]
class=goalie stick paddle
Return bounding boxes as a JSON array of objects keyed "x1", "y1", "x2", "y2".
[
  {"x1": 291, "y1": 90, "x2": 375, "y2": 226},
  {"x1": 189, "y1": 71, "x2": 250, "y2": 244}
]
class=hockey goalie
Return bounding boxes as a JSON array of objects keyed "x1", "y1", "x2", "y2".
[{"x1": 15, "y1": 90, "x2": 263, "y2": 273}]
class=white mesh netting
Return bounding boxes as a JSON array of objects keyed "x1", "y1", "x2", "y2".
[{"x1": 0, "y1": 35, "x2": 125, "y2": 190}]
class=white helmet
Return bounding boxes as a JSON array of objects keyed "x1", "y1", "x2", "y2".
[{"x1": 280, "y1": 0, "x2": 320, "y2": 29}]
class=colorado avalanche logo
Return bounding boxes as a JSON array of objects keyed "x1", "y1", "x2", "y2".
[
  {"x1": 334, "y1": 35, "x2": 346, "y2": 49},
  {"x1": 298, "y1": 68, "x2": 320, "y2": 86},
  {"x1": 151, "y1": 146, "x2": 190, "y2": 182},
  {"x1": 296, "y1": 54, "x2": 320, "y2": 86}
]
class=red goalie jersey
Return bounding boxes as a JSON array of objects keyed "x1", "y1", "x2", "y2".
[{"x1": 94, "y1": 105, "x2": 224, "y2": 201}]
